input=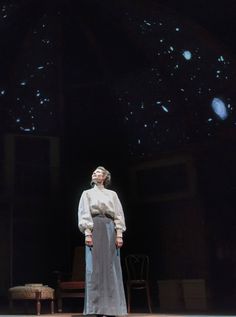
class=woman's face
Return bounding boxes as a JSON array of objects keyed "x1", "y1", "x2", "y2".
[{"x1": 92, "y1": 168, "x2": 106, "y2": 184}]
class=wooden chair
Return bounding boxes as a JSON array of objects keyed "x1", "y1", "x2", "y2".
[
  {"x1": 54, "y1": 246, "x2": 85, "y2": 312},
  {"x1": 125, "y1": 254, "x2": 152, "y2": 313}
]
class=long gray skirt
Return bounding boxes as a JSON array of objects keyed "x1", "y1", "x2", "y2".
[{"x1": 84, "y1": 215, "x2": 127, "y2": 316}]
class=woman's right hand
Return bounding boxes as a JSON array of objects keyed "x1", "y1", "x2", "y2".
[
  {"x1": 85, "y1": 235, "x2": 93, "y2": 247},
  {"x1": 116, "y1": 237, "x2": 123, "y2": 248}
]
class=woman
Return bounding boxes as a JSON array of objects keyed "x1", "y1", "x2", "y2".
[{"x1": 78, "y1": 166, "x2": 127, "y2": 316}]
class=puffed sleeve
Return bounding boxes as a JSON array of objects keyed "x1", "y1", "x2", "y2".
[
  {"x1": 113, "y1": 192, "x2": 126, "y2": 237},
  {"x1": 78, "y1": 191, "x2": 94, "y2": 235}
]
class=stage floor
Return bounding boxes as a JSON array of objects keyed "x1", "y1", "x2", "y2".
[{"x1": 0, "y1": 313, "x2": 236, "y2": 317}]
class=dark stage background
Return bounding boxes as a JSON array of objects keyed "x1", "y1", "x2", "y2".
[{"x1": 0, "y1": 0, "x2": 236, "y2": 313}]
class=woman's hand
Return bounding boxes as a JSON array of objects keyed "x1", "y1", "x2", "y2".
[
  {"x1": 85, "y1": 235, "x2": 93, "y2": 247},
  {"x1": 116, "y1": 237, "x2": 123, "y2": 248}
]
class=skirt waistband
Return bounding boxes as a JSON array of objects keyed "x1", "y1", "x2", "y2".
[{"x1": 92, "y1": 213, "x2": 114, "y2": 220}]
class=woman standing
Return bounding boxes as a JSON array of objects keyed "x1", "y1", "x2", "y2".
[{"x1": 78, "y1": 166, "x2": 127, "y2": 316}]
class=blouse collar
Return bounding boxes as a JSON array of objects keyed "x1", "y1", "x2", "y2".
[{"x1": 94, "y1": 184, "x2": 105, "y2": 191}]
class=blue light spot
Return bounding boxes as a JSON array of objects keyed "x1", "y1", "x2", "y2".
[
  {"x1": 175, "y1": 27, "x2": 180, "y2": 32},
  {"x1": 218, "y1": 56, "x2": 224, "y2": 62},
  {"x1": 20, "y1": 81, "x2": 26, "y2": 86},
  {"x1": 144, "y1": 20, "x2": 151, "y2": 26},
  {"x1": 0, "y1": 90, "x2": 5, "y2": 95},
  {"x1": 211, "y1": 97, "x2": 228, "y2": 120},
  {"x1": 182, "y1": 50, "x2": 192, "y2": 60},
  {"x1": 37, "y1": 66, "x2": 44, "y2": 70},
  {"x1": 20, "y1": 127, "x2": 31, "y2": 132},
  {"x1": 162, "y1": 105, "x2": 169, "y2": 112}
]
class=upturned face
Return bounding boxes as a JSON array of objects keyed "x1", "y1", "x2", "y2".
[{"x1": 91, "y1": 168, "x2": 106, "y2": 185}]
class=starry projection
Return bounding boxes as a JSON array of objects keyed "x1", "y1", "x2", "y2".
[
  {"x1": 0, "y1": 3, "x2": 17, "y2": 25},
  {"x1": 0, "y1": 2, "x2": 20, "y2": 99},
  {"x1": 114, "y1": 4, "x2": 236, "y2": 157},
  {"x1": 1, "y1": 6, "x2": 62, "y2": 134},
  {"x1": 1, "y1": 1, "x2": 236, "y2": 158}
]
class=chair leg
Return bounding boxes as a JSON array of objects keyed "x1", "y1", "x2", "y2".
[
  {"x1": 146, "y1": 284, "x2": 152, "y2": 313},
  {"x1": 56, "y1": 288, "x2": 63, "y2": 312},
  {"x1": 126, "y1": 283, "x2": 131, "y2": 313},
  {"x1": 9, "y1": 298, "x2": 13, "y2": 313},
  {"x1": 57, "y1": 296, "x2": 62, "y2": 312}
]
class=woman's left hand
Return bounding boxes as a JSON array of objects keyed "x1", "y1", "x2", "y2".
[{"x1": 116, "y1": 237, "x2": 123, "y2": 248}]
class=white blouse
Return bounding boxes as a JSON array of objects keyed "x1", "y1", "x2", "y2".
[{"x1": 78, "y1": 184, "x2": 126, "y2": 237}]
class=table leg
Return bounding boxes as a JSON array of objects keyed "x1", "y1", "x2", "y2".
[
  {"x1": 36, "y1": 291, "x2": 41, "y2": 315},
  {"x1": 51, "y1": 300, "x2": 54, "y2": 314}
]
